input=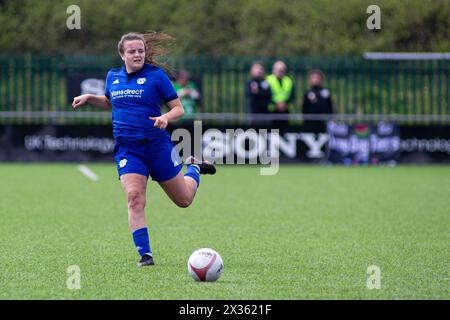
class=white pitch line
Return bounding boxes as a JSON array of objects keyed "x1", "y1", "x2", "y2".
[{"x1": 77, "y1": 165, "x2": 99, "y2": 181}]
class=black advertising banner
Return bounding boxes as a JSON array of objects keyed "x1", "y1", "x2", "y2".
[
  {"x1": 66, "y1": 72, "x2": 107, "y2": 105},
  {"x1": 0, "y1": 123, "x2": 449, "y2": 163},
  {"x1": 0, "y1": 125, "x2": 114, "y2": 162},
  {"x1": 399, "y1": 126, "x2": 450, "y2": 163},
  {"x1": 327, "y1": 122, "x2": 401, "y2": 165}
]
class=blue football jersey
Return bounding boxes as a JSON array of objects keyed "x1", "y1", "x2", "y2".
[{"x1": 104, "y1": 63, "x2": 178, "y2": 140}]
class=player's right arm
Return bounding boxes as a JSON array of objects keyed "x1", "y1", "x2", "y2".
[{"x1": 72, "y1": 94, "x2": 112, "y2": 110}]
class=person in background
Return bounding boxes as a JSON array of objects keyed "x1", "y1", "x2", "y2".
[
  {"x1": 302, "y1": 69, "x2": 334, "y2": 132},
  {"x1": 266, "y1": 60, "x2": 295, "y2": 124},
  {"x1": 173, "y1": 69, "x2": 201, "y2": 117},
  {"x1": 246, "y1": 62, "x2": 272, "y2": 125}
]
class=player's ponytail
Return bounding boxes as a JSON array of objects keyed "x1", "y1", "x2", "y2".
[{"x1": 117, "y1": 31, "x2": 176, "y2": 78}]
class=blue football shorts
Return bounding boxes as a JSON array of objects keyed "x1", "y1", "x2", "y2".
[{"x1": 113, "y1": 137, "x2": 183, "y2": 182}]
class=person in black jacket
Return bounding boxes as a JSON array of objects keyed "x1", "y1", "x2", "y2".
[
  {"x1": 246, "y1": 62, "x2": 272, "y2": 124},
  {"x1": 302, "y1": 69, "x2": 334, "y2": 132}
]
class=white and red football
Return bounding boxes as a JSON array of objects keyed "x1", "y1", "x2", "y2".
[{"x1": 187, "y1": 248, "x2": 224, "y2": 282}]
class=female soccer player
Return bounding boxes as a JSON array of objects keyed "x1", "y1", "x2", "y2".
[{"x1": 72, "y1": 32, "x2": 216, "y2": 267}]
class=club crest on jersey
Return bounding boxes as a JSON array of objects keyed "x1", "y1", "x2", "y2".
[
  {"x1": 320, "y1": 89, "x2": 330, "y2": 98},
  {"x1": 137, "y1": 77, "x2": 146, "y2": 85},
  {"x1": 261, "y1": 80, "x2": 269, "y2": 90},
  {"x1": 307, "y1": 91, "x2": 317, "y2": 103}
]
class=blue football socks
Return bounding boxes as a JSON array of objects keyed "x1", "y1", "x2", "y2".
[
  {"x1": 185, "y1": 164, "x2": 200, "y2": 187},
  {"x1": 132, "y1": 227, "x2": 152, "y2": 257}
]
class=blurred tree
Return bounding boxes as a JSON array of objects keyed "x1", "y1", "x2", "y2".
[{"x1": 0, "y1": 0, "x2": 448, "y2": 55}]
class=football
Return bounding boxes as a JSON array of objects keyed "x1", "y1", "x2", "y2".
[{"x1": 187, "y1": 248, "x2": 224, "y2": 282}]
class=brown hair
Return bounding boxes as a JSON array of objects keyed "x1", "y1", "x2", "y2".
[{"x1": 117, "y1": 31, "x2": 176, "y2": 76}]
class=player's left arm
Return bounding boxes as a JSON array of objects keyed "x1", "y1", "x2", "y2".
[{"x1": 150, "y1": 98, "x2": 184, "y2": 129}]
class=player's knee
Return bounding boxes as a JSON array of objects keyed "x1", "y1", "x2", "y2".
[
  {"x1": 127, "y1": 190, "x2": 146, "y2": 211},
  {"x1": 176, "y1": 196, "x2": 192, "y2": 208}
]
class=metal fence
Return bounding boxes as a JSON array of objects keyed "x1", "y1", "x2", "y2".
[{"x1": 0, "y1": 54, "x2": 449, "y2": 125}]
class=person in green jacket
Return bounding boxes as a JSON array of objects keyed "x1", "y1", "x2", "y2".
[
  {"x1": 172, "y1": 69, "x2": 201, "y2": 117},
  {"x1": 266, "y1": 61, "x2": 295, "y2": 122}
]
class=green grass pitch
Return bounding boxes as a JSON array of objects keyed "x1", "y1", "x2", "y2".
[{"x1": 0, "y1": 164, "x2": 448, "y2": 299}]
